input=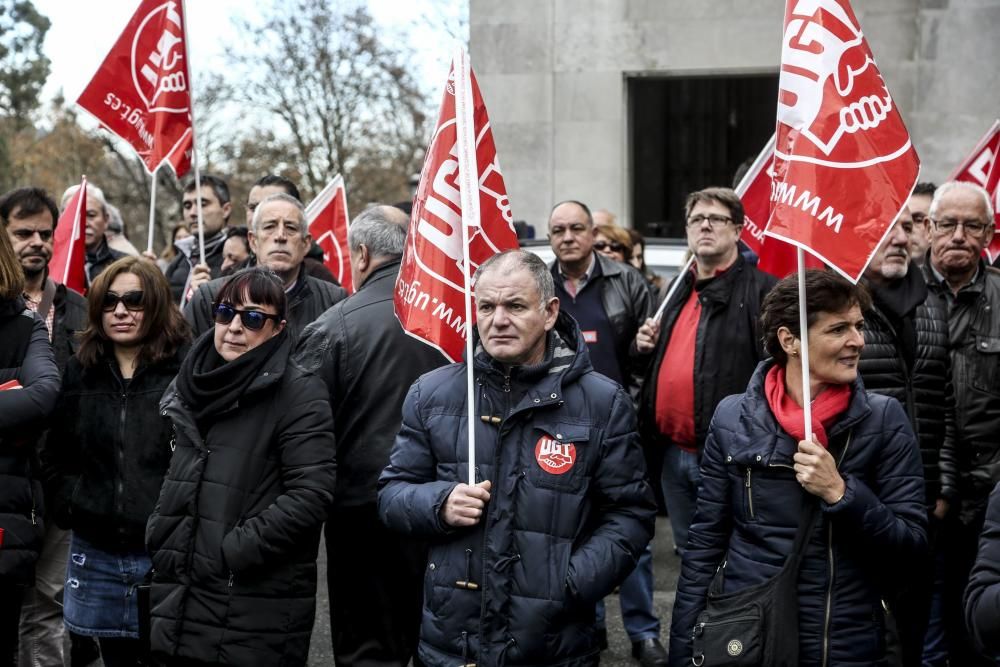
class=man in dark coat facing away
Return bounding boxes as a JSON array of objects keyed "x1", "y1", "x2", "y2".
[{"x1": 294, "y1": 204, "x2": 446, "y2": 666}]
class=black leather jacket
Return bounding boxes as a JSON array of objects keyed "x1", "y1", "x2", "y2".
[
  {"x1": 922, "y1": 260, "x2": 1000, "y2": 523},
  {"x1": 292, "y1": 260, "x2": 446, "y2": 507},
  {"x1": 858, "y1": 267, "x2": 957, "y2": 506}
]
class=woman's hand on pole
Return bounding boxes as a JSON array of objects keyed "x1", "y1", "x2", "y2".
[{"x1": 793, "y1": 439, "x2": 846, "y2": 504}]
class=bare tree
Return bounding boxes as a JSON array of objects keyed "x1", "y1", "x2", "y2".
[{"x1": 229, "y1": 0, "x2": 429, "y2": 210}]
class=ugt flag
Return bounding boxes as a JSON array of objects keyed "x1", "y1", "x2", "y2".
[
  {"x1": 50, "y1": 178, "x2": 87, "y2": 295},
  {"x1": 765, "y1": 0, "x2": 920, "y2": 282},
  {"x1": 305, "y1": 175, "x2": 353, "y2": 293},
  {"x1": 76, "y1": 0, "x2": 193, "y2": 177},
  {"x1": 948, "y1": 120, "x2": 1000, "y2": 262},
  {"x1": 736, "y1": 134, "x2": 823, "y2": 278},
  {"x1": 395, "y1": 50, "x2": 519, "y2": 362}
]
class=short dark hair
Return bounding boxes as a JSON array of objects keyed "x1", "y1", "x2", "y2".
[
  {"x1": 253, "y1": 174, "x2": 300, "y2": 201},
  {"x1": 550, "y1": 200, "x2": 593, "y2": 226},
  {"x1": 214, "y1": 267, "x2": 287, "y2": 320},
  {"x1": 684, "y1": 187, "x2": 745, "y2": 226},
  {"x1": 226, "y1": 225, "x2": 250, "y2": 244},
  {"x1": 77, "y1": 257, "x2": 191, "y2": 368},
  {"x1": 0, "y1": 187, "x2": 59, "y2": 230},
  {"x1": 760, "y1": 269, "x2": 871, "y2": 364},
  {"x1": 474, "y1": 249, "x2": 555, "y2": 303},
  {"x1": 913, "y1": 182, "x2": 937, "y2": 197},
  {"x1": 183, "y1": 174, "x2": 231, "y2": 205}
]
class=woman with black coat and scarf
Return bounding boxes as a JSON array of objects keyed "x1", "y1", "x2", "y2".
[
  {"x1": 0, "y1": 229, "x2": 60, "y2": 661},
  {"x1": 147, "y1": 267, "x2": 336, "y2": 666},
  {"x1": 41, "y1": 256, "x2": 190, "y2": 665}
]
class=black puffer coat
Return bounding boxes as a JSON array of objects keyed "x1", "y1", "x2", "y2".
[
  {"x1": 50, "y1": 280, "x2": 87, "y2": 374},
  {"x1": 965, "y1": 480, "x2": 1000, "y2": 659},
  {"x1": 922, "y1": 260, "x2": 1000, "y2": 523},
  {"x1": 40, "y1": 350, "x2": 183, "y2": 550},
  {"x1": 669, "y1": 361, "x2": 927, "y2": 667},
  {"x1": 858, "y1": 267, "x2": 957, "y2": 505},
  {"x1": 0, "y1": 300, "x2": 60, "y2": 584},
  {"x1": 378, "y1": 314, "x2": 657, "y2": 667},
  {"x1": 147, "y1": 332, "x2": 336, "y2": 665}
]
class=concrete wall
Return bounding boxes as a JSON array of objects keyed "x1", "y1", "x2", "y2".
[{"x1": 470, "y1": 0, "x2": 1000, "y2": 230}]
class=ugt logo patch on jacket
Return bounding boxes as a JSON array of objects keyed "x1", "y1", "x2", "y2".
[{"x1": 534, "y1": 435, "x2": 577, "y2": 475}]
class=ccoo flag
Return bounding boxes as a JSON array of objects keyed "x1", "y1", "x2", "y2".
[
  {"x1": 305, "y1": 175, "x2": 353, "y2": 293},
  {"x1": 50, "y1": 178, "x2": 88, "y2": 295},
  {"x1": 948, "y1": 120, "x2": 1000, "y2": 262},
  {"x1": 765, "y1": 0, "x2": 920, "y2": 282},
  {"x1": 395, "y1": 50, "x2": 519, "y2": 362},
  {"x1": 76, "y1": 0, "x2": 194, "y2": 177}
]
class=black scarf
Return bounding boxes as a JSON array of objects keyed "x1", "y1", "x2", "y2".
[
  {"x1": 177, "y1": 327, "x2": 288, "y2": 423},
  {"x1": 870, "y1": 262, "x2": 927, "y2": 371}
]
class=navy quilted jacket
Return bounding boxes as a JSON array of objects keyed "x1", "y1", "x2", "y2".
[
  {"x1": 965, "y1": 481, "x2": 1000, "y2": 659},
  {"x1": 378, "y1": 313, "x2": 657, "y2": 667},
  {"x1": 669, "y1": 360, "x2": 927, "y2": 667}
]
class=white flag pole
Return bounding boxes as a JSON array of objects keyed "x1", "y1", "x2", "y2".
[
  {"x1": 454, "y1": 46, "x2": 480, "y2": 488},
  {"x1": 180, "y1": 0, "x2": 205, "y2": 264},
  {"x1": 651, "y1": 255, "x2": 695, "y2": 322},
  {"x1": 146, "y1": 167, "x2": 159, "y2": 254},
  {"x1": 797, "y1": 247, "x2": 813, "y2": 441},
  {"x1": 66, "y1": 176, "x2": 87, "y2": 285}
]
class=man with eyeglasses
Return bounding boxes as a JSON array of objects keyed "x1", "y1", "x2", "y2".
[
  {"x1": 921, "y1": 180, "x2": 1000, "y2": 667},
  {"x1": 184, "y1": 192, "x2": 346, "y2": 341},
  {"x1": 855, "y1": 205, "x2": 956, "y2": 666},
  {"x1": 1, "y1": 187, "x2": 89, "y2": 667},
  {"x1": 546, "y1": 200, "x2": 664, "y2": 665},
  {"x1": 908, "y1": 182, "x2": 937, "y2": 265},
  {"x1": 635, "y1": 187, "x2": 775, "y2": 561}
]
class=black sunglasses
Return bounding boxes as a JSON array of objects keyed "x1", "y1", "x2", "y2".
[
  {"x1": 212, "y1": 303, "x2": 281, "y2": 331},
  {"x1": 102, "y1": 290, "x2": 145, "y2": 312},
  {"x1": 594, "y1": 241, "x2": 625, "y2": 253}
]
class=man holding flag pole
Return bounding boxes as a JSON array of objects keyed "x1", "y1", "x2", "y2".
[{"x1": 380, "y1": 49, "x2": 656, "y2": 667}]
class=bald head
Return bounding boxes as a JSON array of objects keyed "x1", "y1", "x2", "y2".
[{"x1": 348, "y1": 204, "x2": 410, "y2": 286}]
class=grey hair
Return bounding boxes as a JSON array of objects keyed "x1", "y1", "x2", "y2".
[
  {"x1": 929, "y1": 181, "x2": 995, "y2": 222},
  {"x1": 347, "y1": 205, "x2": 407, "y2": 257},
  {"x1": 61, "y1": 183, "x2": 108, "y2": 216},
  {"x1": 474, "y1": 249, "x2": 554, "y2": 303},
  {"x1": 251, "y1": 192, "x2": 307, "y2": 234}
]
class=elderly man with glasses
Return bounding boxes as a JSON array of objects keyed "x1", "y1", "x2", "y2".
[
  {"x1": 635, "y1": 187, "x2": 776, "y2": 561},
  {"x1": 921, "y1": 180, "x2": 1000, "y2": 667}
]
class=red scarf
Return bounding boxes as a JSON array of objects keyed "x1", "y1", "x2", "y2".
[{"x1": 764, "y1": 364, "x2": 852, "y2": 447}]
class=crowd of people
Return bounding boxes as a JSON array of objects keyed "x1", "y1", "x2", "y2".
[{"x1": 1, "y1": 171, "x2": 1000, "y2": 667}]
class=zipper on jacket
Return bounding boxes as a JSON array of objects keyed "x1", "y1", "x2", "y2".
[
  {"x1": 502, "y1": 372, "x2": 510, "y2": 393},
  {"x1": 228, "y1": 572, "x2": 234, "y2": 588},
  {"x1": 744, "y1": 468, "x2": 755, "y2": 519},
  {"x1": 822, "y1": 432, "x2": 852, "y2": 667}
]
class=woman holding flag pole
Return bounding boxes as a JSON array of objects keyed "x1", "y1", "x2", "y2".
[{"x1": 668, "y1": 269, "x2": 927, "y2": 666}]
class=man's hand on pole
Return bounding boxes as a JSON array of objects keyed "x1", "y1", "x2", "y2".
[
  {"x1": 635, "y1": 317, "x2": 661, "y2": 353},
  {"x1": 442, "y1": 481, "x2": 492, "y2": 527}
]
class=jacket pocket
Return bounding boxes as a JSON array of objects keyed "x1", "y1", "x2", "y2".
[
  {"x1": 527, "y1": 423, "x2": 591, "y2": 493},
  {"x1": 971, "y1": 334, "x2": 1000, "y2": 396}
]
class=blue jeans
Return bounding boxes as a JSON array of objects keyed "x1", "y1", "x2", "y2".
[
  {"x1": 661, "y1": 446, "x2": 701, "y2": 554},
  {"x1": 63, "y1": 533, "x2": 150, "y2": 639},
  {"x1": 595, "y1": 544, "x2": 660, "y2": 642}
]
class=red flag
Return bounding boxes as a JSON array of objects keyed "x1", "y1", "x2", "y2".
[
  {"x1": 305, "y1": 175, "x2": 353, "y2": 293},
  {"x1": 50, "y1": 178, "x2": 88, "y2": 295},
  {"x1": 395, "y1": 52, "x2": 519, "y2": 362},
  {"x1": 737, "y1": 134, "x2": 823, "y2": 278},
  {"x1": 765, "y1": 0, "x2": 920, "y2": 282},
  {"x1": 76, "y1": 0, "x2": 193, "y2": 177},
  {"x1": 948, "y1": 120, "x2": 1000, "y2": 262}
]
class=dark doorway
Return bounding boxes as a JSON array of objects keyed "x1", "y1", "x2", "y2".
[{"x1": 629, "y1": 73, "x2": 778, "y2": 238}]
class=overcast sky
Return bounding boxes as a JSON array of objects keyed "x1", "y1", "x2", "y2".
[{"x1": 33, "y1": 0, "x2": 463, "y2": 110}]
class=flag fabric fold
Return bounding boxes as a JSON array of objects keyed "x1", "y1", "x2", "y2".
[
  {"x1": 50, "y1": 177, "x2": 88, "y2": 295},
  {"x1": 305, "y1": 175, "x2": 353, "y2": 293},
  {"x1": 948, "y1": 120, "x2": 1000, "y2": 262}
]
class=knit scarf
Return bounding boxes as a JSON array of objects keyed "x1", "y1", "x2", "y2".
[
  {"x1": 764, "y1": 364, "x2": 851, "y2": 447},
  {"x1": 176, "y1": 327, "x2": 287, "y2": 423}
]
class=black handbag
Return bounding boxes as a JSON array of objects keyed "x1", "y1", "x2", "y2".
[{"x1": 690, "y1": 495, "x2": 822, "y2": 666}]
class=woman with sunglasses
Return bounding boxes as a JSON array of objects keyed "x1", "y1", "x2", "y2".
[
  {"x1": 594, "y1": 222, "x2": 634, "y2": 265},
  {"x1": 147, "y1": 267, "x2": 335, "y2": 666},
  {"x1": 41, "y1": 256, "x2": 189, "y2": 665}
]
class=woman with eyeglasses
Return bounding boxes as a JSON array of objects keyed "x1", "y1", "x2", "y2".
[
  {"x1": 40, "y1": 256, "x2": 189, "y2": 665},
  {"x1": 594, "y1": 223, "x2": 634, "y2": 264},
  {"x1": 146, "y1": 267, "x2": 335, "y2": 666}
]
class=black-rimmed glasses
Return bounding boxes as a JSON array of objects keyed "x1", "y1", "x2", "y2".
[
  {"x1": 102, "y1": 291, "x2": 145, "y2": 312},
  {"x1": 212, "y1": 303, "x2": 282, "y2": 331}
]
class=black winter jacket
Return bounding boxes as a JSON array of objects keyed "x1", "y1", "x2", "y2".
[
  {"x1": 550, "y1": 253, "x2": 653, "y2": 396},
  {"x1": 965, "y1": 480, "x2": 1000, "y2": 659},
  {"x1": 40, "y1": 350, "x2": 183, "y2": 550},
  {"x1": 185, "y1": 269, "x2": 347, "y2": 342},
  {"x1": 858, "y1": 267, "x2": 957, "y2": 505},
  {"x1": 147, "y1": 333, "x2": 336, "y2": 665},
  {"x1": 293, "y1": 260, "x2": 446, "y2": 507},
  {"x1": 50, "y1": 280, "x2": 87, "y2": 374},
  {"x1": 0, "y1": 300, "x2": 60, "y2": 584},
  {"x1": 378, "y1": 313, "x2": 657, "y2": 667},
  {"x1": 638, "y1": 255, "x2": 776, "y2": 452},
  {"x1": 922, "y1": 260, "x2": 1000, "y2": 523},
  {"x1": 669, "y1": 361, "x2": 927, "y2": 667},
  {"x1": 84, "y1": 239, "x2": 127, "y2": 287},
  {"x1": 164, "y1": 230, "x2": 226, "y2": 303}
]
